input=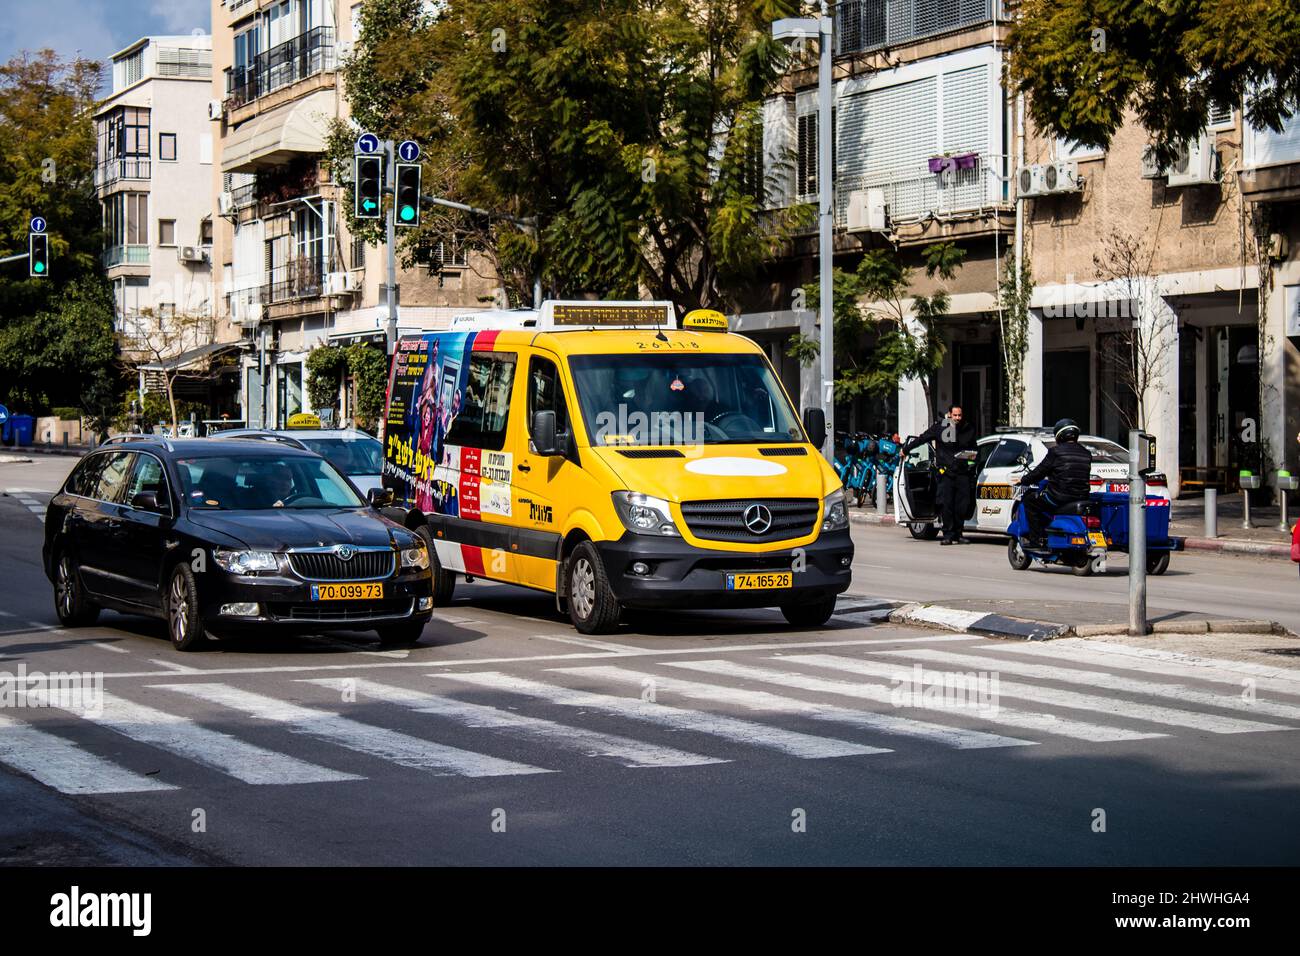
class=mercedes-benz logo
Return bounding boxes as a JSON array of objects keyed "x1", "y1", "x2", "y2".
[
  {"x1": 334, "y1": 545, "x2": 356, "y2": 561},
  {"x1": 743, "y1": 504, "x2": 772, "y2": 535}
]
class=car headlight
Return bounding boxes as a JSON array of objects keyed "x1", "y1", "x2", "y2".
[
  {"x1": 400, "y1": 541, "x2": 430, "y2": 570},
  {"x1": 213, "y1": 549, "x2": 280, "y2": 574},
  {"x1": 821, "y1": 488, "x2": 849, "y2": 532},
  {"x1": 611, "y1": 491, "x2": 680, "y2": 536}
]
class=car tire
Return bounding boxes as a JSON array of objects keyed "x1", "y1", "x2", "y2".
[
  {"x1": 566, "y1": 541, "x2": 621, "y2": 634},
  {"x1": 53, "y1": 551, "x2": 100, "y2": 627},
  {"x1": 416, "y1": 526, "x2": 455, "y2": 606},
  {"x1": 781, "y1": 597, "x2": 837, "y2": 628},
  {"x1": 166, "y1": 563, "x2": 208, "y2": 651},
  {"x1": 376, "y1": 620, "x2": 426, "y2": 647},
  {"x1": 1146, "y1": 552, "x2": 1170, "y2": 575},
  {"x1": 1007, "y1": 537, "x2": 1032, "y2": 571},
  {"x1": 909, "y1": 522, "x2": 939, "y2": 540}
]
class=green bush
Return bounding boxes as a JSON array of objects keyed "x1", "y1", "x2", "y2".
[{"x1": 51, "y1": 407, "x2": 83, "y2": 420}]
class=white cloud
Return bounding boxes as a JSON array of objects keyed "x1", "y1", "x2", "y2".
[{"x1": 149, "y1": 0, "x2": 210, "y2": 36}]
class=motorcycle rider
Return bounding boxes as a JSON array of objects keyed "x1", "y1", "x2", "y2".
[
  {"x1": 1017, "y1": 418, "x2": 1093, "y2": 545},
  {"x1": 903, "y1": 405, "x2": 978, "y2": 545}
]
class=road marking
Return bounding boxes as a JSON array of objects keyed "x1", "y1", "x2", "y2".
[
  {"x1": 877, "y1": 648, "x2": 1300, "y2": 723},
  {"x1": 93, "y1": 642, "x2": 131, "y2": 655},
  {"x1": 562, "y1": 664, "x2": 1035, "y2": 751},
  {"x1": 0, "y1": 712, "x2": 177, "y2": 794},
  {"x1": 0, "y1": 610, "x2": 12, "y2": 618},
  {"x1": 532, "y1": 634, "x2": 640, "y2": 654},
  {"x1": 304, "y1": 677, "x2": 722, "y2": 769},
  {"x1": 41, "y1": 691, "x2": 359, "y2": 785},
  {"x1": 148, "y1": 659, "x2": 202, "y2": 673},
  {"x1": 783, "y1": 654, "x2": 1285, "y2": 735},
  {"x1": 435, "y1": 671, "x2": 887, "y2": 760},
  {"x1": 152, "y1": 682, "x2": 549, "y2": 778}
]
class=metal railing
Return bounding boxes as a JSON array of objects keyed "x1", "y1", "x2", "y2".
[
  {"x1": 836, "y1": 0, "x2": 994, "y2": 55},
  {"x1": 224, "y1": 27, "x2": 335, "y2": 107},
  {"x1": 95, "y1": 158, "x2": 151, "y2": 190},
  {"x1": 103, "y1": 244, "x2": 150, "y2": 267},
  {"x1": 833, "y1": 152, "x2": 1009, "y2": 225}
]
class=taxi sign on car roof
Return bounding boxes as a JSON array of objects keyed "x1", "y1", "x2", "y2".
[
  {"x1": 681, "y1": 309, "x2": 728, "y2": 331},
  {"x1": 286, "y1": 412, "x2": 322, "y2": 429},
  {"x1": 446, "y1": 300, "x2": 675, "y2": 332}
]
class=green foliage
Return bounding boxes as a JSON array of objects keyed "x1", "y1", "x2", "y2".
[
  {"x1": 997, "y1": 252, "x2": 1034, "y2": 426},
  {"x1": 1007, "y1": 0, "x2": 1300, "y2": 166},
  {"x1": 345, "y1": 344, "x2": 389, "y2": 432},
  {"x1": 51, "y1": 407, "x2": 81, "y2": 420},
  {"x1": 334, "y1": 0, "x2": 806, "y2": 310},
  {"x1": 306, "y1": 345, "x2": 349, "y2": 411},
  {"x1": 117, "y1": 392, "x2": 205, "y2": 432},
  {"x1": 81, "y1": 369, "x2": 121, "y2": 441}
]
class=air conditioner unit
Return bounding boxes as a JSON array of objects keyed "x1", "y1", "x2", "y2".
[
  {"x1": 1140, "y1": 146, "x2": 1162, "y2": 179},
  {"x1": 1015, "y1": 164, "x2": 1047, "y2": 199},
  {"x1": 218, "y1": 192, "x2": 235, "y2": 216},
  {"x1": 324, "y1": 271, "x2": 359, "y2": 295},
  {"x1": 846, "y1": 188, "x2": 888, "y2": 232},
  {"x1": 1166, "y1": 135, "x2": 1216, "y2": 186},
  {"x1": 177, "y1": 245, "x2": 207, "y2": 263},
  {"x1": 207, "y1": 99, "x2": 224, "y2": 121},
  {"x1": 1016, "y1": 162, "x2": 1081, "y2": 199}
]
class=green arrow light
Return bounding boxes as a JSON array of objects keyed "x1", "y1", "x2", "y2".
[{"x1": 363, "y1": 199, "x2": 377, "y2": 211}]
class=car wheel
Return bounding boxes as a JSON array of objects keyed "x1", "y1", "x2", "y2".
[
  {"x1": 566, "y1": 541, "x2": 621, "y2": 634},
  {"x1": 376, "y1": 620, "x2": 426, "y2": 647},
  {"x1": 53, "y1": 552, "x2": 100, "y2": 627},
  {"x1": 909, "y1": 522, "x2": 939, "y2": 540},
  {"x1": 167, "y1": 563, "x2": 208, "y2": 651},
  {"x1": 1146, "y1": 552, "x2": 1170, "y2": 575},
  {"x1": 416, "y1": 526, "x2": 455, "y2": 605},
  {"x1": 1007, "y1": 537, "x2": 1032, "y2": 571},
  {"x1": 781, "y1": 597, "x2": 837, "y2": 628}
]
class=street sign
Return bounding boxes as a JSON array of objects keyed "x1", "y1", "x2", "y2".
[
  {"x1": 29, "y1": 216, "x2": 46, "y2": 234},
  {"x1": 0, "y1": 404, "x2": 9, "y2": 426},
  {"x1": 355, "y1": 132, "x2": 381, "y2": 155},
  {"x1": 397, "y1": 140, "x2": 420, "y2": 162}
]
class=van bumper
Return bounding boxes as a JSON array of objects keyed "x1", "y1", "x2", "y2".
[{"x1": 595, "y1": 530, "x2": 853, "y2": 610}]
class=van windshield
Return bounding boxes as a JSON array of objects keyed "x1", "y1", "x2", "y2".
[{"x1": 568, "y1": 353, "x2": 804, "y2": 445}]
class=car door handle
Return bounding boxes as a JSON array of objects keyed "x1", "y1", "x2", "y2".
[{"x1": 517, "y1": 463, "x2": 531, "y2": 473}]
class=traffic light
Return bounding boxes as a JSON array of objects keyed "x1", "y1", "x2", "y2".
[
  {"x1": 354, "y1": 155, "x2": 383, "y2": 219},
  {"x1": 395, "y1": 163, "x2": 421, "y2": 227},
  {"x1": 28, "y1": 232, "x2": 48, "y2": 277}
]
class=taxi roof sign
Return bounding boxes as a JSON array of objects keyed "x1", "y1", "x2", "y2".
[
  {"x1": 444, "y1": 300, "x2": 676, "y2": 332},
  {"x1": 286, "y1": 412, "x2": 322, "y2": 429},
  {"x1": 681, "y1": 309, "x2": 728, "y2": 331}
]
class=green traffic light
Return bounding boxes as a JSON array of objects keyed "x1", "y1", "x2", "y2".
[
  {"x1": 400, "y1": 205, "x2": 415, "y2": 221},
  {"x1": 33, "y1": 261, "x2": 44, "y2": 273}
]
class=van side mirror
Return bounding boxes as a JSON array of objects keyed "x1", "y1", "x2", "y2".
[
  {"x1": 532, "y1": 410, "x2": 559, "y2": 456},
  {"x1": 802, "y1": 407, "x2": 826, "y2": 450},
  {"x1": 368, "y1": 487, "x2": 395, "y2": 508}
]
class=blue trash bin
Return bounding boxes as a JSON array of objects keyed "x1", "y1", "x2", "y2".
[{"x1": 10, "y1": 414, "x2": 35, "y2": 446}]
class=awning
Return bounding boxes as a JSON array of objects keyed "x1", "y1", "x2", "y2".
[
  {"x1": 140, "y1": 341, "x2": 245, "y2": 373},
  {"x1": 220, "y1": 89, "x2": 334, "y2": 173}
]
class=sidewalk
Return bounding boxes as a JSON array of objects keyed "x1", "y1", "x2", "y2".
[{"x1": 1, "y1": 442, "x2": 92, "y2": 458}]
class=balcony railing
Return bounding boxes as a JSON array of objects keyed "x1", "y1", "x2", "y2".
[
  {"x1": 832, "y1": 152, "x2": 1009, "y2": 225},
  {"x1": 836, "y1": 0, "x2": 994, "y2": 55},
  {"x1": 103, "y1": 244, "x2": 150, "y2": 268},
  {"x1": 224, "y1": 27, "x2": 335, "y2": 108},
  {"x1": 95, "y1": 158, "x2": 151, "y2": 190},
  {"x1": 230, "y1": 258, "x2": 326, "y2": 317}
]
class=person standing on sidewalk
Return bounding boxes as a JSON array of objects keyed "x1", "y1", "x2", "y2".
[{"x1": 903, "y1": 406, "x2": 978, "y2": 545}]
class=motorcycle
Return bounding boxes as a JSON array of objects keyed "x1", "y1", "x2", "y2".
[{"x1": 1006, "y1": 483, "x2": 1108, "y2": 576}]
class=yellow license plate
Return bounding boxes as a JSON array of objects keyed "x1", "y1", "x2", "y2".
[
  {"x1": 1088, "y1": 532, "x2": 1107, "y2": 547},
  {"x1": 725, "y1": 571, "x2": 793, "y2": 590},
  {"x1": 310, "y1": 582, "x2": 384, "y2": 601}
]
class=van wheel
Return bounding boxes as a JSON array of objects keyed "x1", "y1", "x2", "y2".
[
  {"x1": 909, "y1": 522, "x2": 939, "y2": 540},
  {"x1": 781, "y1": 597, "x2": 837, "y2": 628},
  {"x1": 167, "y1": 564, "x2": 208, "y2": 651},
  {"x1": 566, "y1": 541, "x2": 621, "y2": 634},
  {"x1": 1007, "y1": 537, "x2": 1032, "y2": 571},
  {"x1": 415, "y1": 526, "x2": 454, "y2": 605},
  {"x1": 1146, "y1": 552, "x2": 1170, "y2": 575},
  {"x1": 53, "y1": 552, "x2": 100, "y2": 627}
]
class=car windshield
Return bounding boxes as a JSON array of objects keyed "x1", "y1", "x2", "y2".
[
  {"x1": 175, "y1": 455, "x2": 366, "y2": 510},
  {"x1": 297, "y1": 437, "x2": 384, "y2": 476},
  {"x1": 1044, "y1": 439, "x2": 1129, "y2": 464},
  {"x1": 568, "y1": 353, "x2": 804, "y2": 445}
]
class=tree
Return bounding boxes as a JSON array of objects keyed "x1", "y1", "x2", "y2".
[
  {"x1": 331, "y1": 0, "x2": 810, "y2": 310},
  {"x1": 1006, "y1": 0, "x2": 1300, "y2": 166},
  {"x1": 305, "y1": 343, "x2": 388, "y2": 431},
  {"x1": 997, "y1": 252, "x2": 1034, "y2": 427},
  {"x1": 796, "y1": 243, "x2": 967, "y2": 421},
  {"x1": 117, "y1": 310, "x2": 214, "y2": 436}
]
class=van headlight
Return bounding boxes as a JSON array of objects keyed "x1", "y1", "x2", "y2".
[
  {"x1": 400, "y1": 540, "x2": 430, "y2": 570},
  {"x1": 821, "y1": 488, "x2": 849, "y2": 532},
  {"x1": 213, "y1": 549, "x2": 280, "y2": 574},
  {"x1": 612, "y1": 491, "x2": 680, "y2": 536}
]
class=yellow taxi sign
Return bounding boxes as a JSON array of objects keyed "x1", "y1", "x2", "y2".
[
  {"x1": 682, "y1": 309, "x2": 728, "y2": 331},
  {"x1": 286, "y1": 413, "x2": 322, "y2": 429}
]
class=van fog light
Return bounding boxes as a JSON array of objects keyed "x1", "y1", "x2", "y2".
[
  {"x1": 220, "y1": 603, "x2": 260, "y2": 617},
  {"x1": 630, "y1": 561, "x2": 650, "y2": 576}
]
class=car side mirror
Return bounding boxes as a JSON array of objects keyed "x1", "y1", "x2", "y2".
[
  {"x1": 368, "y1": 487, "x2": 395, "y2": 508},
  {"x1": 532, "y1": 410, "x2": 560, "y2": 456},
  {"x1": 130, "y1": 491, "x2": 162, "y2": 512},
  {"x1": 802, "y1": 407, "x2": 826, "y2": 450}
]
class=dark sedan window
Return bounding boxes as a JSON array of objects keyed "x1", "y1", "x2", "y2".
[
  {"x1": 175, "y1": 455, "x2": 365, "y2": 510},
  {"x1": 91, "y1": 452, "x2": 135, "y2": 503}
]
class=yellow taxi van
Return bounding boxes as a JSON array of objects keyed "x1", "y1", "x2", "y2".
[{"x1": 378, "y1": 300, "x2": 852, "y2": 633}]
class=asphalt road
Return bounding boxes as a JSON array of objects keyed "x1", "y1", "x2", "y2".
[{"x1": 2, "y1": 454, "x2": 1299, "y2": 865}]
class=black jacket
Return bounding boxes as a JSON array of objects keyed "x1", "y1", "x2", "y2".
[
  {"x1": 905, "y1": 417, "x2": 978, "y2": 472},
  {"x1": 1019, "y1": 441, "x2": 1092, "y2": 501}
]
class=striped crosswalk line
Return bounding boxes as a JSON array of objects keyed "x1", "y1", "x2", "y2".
[
  {"x1": 561, "y1": 664, "x2": 1034, "y2": 751},
  {"x1": 435, "y1": 671, "x2": 887, "y2": 759},
  {"x1": 669, "y1": 657, "x2": 1162, "y2": 744},
  {"x1": 783, "y1": 654, "x2": 1286, "y2": 735},
  {"x1": 152, "y1": 683, "x2": 549, "y2": 778},
  {"x1": 876, "y1": 648, "x2": 1300, "y2": 724},
  {"x1": 0, "y1": 712, "x2": 176, "y2": 794},
  {"x1": 302, "y1": 677, "x2": 723, "y2": 768}
]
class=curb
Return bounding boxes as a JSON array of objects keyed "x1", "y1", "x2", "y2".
[
  {"x1": 4, "y1": 445, "x2": 88, "y2": 458},
  {"x1": 0, "y1": 456, "x2": 34, "y2": 464}
]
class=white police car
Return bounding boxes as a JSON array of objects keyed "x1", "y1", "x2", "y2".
[{"x1": 897, "y1": 427, "x2": 1169, "y2": 538}]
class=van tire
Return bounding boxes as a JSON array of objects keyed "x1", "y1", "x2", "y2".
[
  {"x1": 416, "y1": 526, "x2": 455, "y2": 605},
  {"x1": 566, "y1": 541, "x2": 621, "y2": 634},
  {"x1": 781, "y1": 597, "x2": 837, "y2": 628}
]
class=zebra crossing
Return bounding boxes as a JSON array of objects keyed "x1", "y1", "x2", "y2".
[
  {"x1": 2, "y1": 636, "x2": 1299, "y2": 796},
  {"x1": 3, "y1": 488, "x2": 47, "y2": 523}
]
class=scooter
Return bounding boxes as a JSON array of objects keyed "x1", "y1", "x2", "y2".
[{"x1": 1006, "y1": 483, "x2": 1108, "y2": 576}]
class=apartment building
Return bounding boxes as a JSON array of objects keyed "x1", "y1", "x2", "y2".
[
  {"x1": 96, "y1": 35, "x2": 241, "y2": 415},
  {"x1": 757, "y1": 0, "x2": 1300, "y2": 498},
  {"x1": 210, "y1": 0, "x2": 498, "y2": 430}
]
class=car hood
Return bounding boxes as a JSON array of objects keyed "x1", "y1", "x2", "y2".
[{"x1": 187, "y1": 507, "x2": 404, "y2": 551}]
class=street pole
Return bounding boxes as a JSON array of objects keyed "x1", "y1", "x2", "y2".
[
  {"x1": 384, "y1": 138, "x2": 398, "y2": 356},
  {"x1": 1128, "y1": 429, "x2": 1148, "y2": 635},
  {"x1": 0, "y1": 252, "x2": 31, "y2": 265},
  {"x1": 817, "y1": 2, "x2": 834, "y2": 461}
]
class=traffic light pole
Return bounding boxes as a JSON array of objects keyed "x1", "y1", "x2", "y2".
[
  {"x1": 0, "y1": 253, "x2": 30, "y2": 264},
  {"x1": 419, "y1": 194, "x2": 541, "y2": 307},
  {"x1": 384, "y1": 138, "x2": 398, "y2": 356}
]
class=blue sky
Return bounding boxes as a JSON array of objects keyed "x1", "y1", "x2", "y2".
[{"x1": 0, "y1": 0, "x2": 210, "y2": 69}]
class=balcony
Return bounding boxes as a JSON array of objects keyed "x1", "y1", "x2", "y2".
[
  {"x1": 103, "y1": 244, "x2": 150, "y2": 268},
  {"x1": 835, "y1": 152, "x2": 1008, "y2": 225},
  {"x1": 230, "y1": 259, "x2": 327, "y2": 322},
  {"x1": 95, "y1": 158, "x2": 151, "y2": 192},
  {"x1": 836, "y1": 0, "x2": 994, "y2": 56},
  {"x1": 224, "y1": 27, "x2": 335, "y2": 108}
]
